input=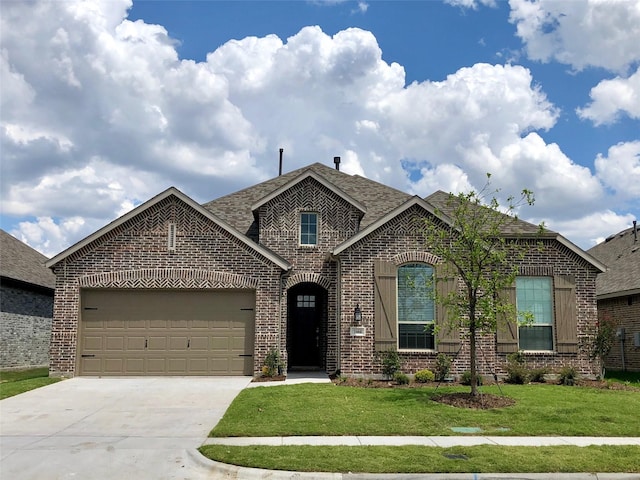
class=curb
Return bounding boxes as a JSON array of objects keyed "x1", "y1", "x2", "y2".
[{"x1": 189, "y1": 449, "x2": 640, "y2": 480}]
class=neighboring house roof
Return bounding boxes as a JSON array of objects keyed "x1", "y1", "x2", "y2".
[
  {"x1": 45, "y1": 187, "x2": 292, "y2": 271},
  {"x1": 203, "y1": 162, "x2": 411, "y2": 235},
  {"x1": 588, "y1": 225, "x2": 640, "y2": 299},
  {"x1": 0, "y1": 229, "x2": 56, "y2": 290}
]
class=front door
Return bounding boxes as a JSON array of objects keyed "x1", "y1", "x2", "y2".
[{"x1": 288, "y1": 284, "x2": 324, "y2": 368}]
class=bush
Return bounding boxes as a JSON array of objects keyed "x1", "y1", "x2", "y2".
[
  {"x1": 505, "y1": 351, "x2": 529, "y2": 384},
  {"x1": 460, "y1": 370, "x2": 483, "y2": 386},
  {"x1": 263, "y1": 347, "x2": 283, "y2": 377},
  {"x1": 434, "y1": 353, "x2": 452, "y2": 381},
  {"x1": 529, "y1": 367, "x2": 549, "y2": 383},
  {"x1": 414, "y1": 369, "x2": 435, "y2": 383},
  {"x1": 394, "y1": 372, "x2": 410, "y2": 385},
  {"x1": 559, "y1": 365, "x2": 577, "y2": 386},
  {"x1": 376, "y1": 350, "x2": 401, "y2": 380}
]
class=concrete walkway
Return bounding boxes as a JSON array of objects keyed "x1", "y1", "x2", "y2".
[{"x1": 203, "y1": 435, "x2": 640, "y2": 447}]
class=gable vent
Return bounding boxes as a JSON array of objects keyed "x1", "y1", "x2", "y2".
[{"x1": 167, "y1": 223, "x2": 177, "y2": 251}]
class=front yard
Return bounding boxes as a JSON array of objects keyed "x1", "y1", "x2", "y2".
[
  {"x1": 201, "y1": 381, "x2": 640, "y2": 474},
  {"x1": 0, "y1": 367, "x2": 62, "y2": 400}
]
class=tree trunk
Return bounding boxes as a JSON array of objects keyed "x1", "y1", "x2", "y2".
[{"x1": 469, "y1": 315, "x2": 478, "y2": 397}]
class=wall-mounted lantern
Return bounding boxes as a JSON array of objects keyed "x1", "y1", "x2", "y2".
[
  {"x1": 350, "y1": 304, "x2": 365, "y2": 337},
  {"x1": 354, "y1": 305, "x2": 362, "y2": 325}
]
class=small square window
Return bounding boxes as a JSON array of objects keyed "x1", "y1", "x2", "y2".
[
  {"x1": 300, "y1": 213, "x2": 318, "y2": 246},
  {"x1": 297, "y1": 295, "x2": 315, "y2": 308}
]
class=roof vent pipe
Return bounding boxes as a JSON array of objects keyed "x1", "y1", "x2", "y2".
[
  {"x1": 634, "y1": 220, "x2": 637, "y2": 243},
  {"x1": 334, "y1": 156, "x2": 341, "y2": 171},
  {"x1": 279, "y1": 148, "x2": 284, "y2": 176}
]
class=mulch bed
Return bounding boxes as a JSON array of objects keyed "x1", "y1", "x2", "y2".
[
  {"x1": 432, "y1": 392, "x2": 516, "y2": 409},
  {"x1": 252, "y1": 375, "x2": 287, "y2": 382}
]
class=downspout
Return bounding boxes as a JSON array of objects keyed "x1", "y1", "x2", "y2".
[{"x1": 335, "y1": 255, "x2": 342, "y2": 375}]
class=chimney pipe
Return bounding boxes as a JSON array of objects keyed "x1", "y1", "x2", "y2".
[
  {"x1": 279, "y1": 148, "x2": 283, "y2": 176},
  {"x1": 334, "y1": 156, "x2": 341, "y2": 171},
  {"x1": 634, "y1": 220, "x2": 637, "y2": 243}
]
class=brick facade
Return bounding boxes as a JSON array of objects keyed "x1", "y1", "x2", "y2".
[
  {"x1": 49, "y1": 196, "x2": 282, "y2": 377},
  {"x1": 600, "y1": 294, "x2": 640, "y2": 372},
  {"x1": 48, "y1": 168, "x2": 602, "y2": 379},
  {"x1": 0, "y1": 283, "x2": 53, "y2": 369},
  {"x1": 338, "y1": 205, "x2": 601, "y2": 378}
]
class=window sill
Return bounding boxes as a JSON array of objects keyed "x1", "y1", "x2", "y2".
[
  {"x1": 398, "y1": 349, "x2": 437, "y2": 353},
  {"x1": 521, "y1": 350, "x2": 556, "y2": 355}
]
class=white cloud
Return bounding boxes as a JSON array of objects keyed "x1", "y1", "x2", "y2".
[
  {"x1": 541, "y1": 210, "x2": 636, "y2": 250},
  {"x1": 577, "y1": 67, "x2": 640, "y2": 125},
  {"x1": 595, "y1": 141, "x2": 640, "y2": 200},
  {"x1": 0, "y1": 0, "x2": 634, "y2": 255},
  {"x1": 445, "y1": 0, "x2": 497, "y2": 9},
  {"x1": 509, "y1": 0, "x2": 640, "y2": 74}
]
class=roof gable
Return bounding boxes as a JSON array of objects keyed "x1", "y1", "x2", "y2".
[
  {"x1": 45, "y1": 187, "x2": 291, "y2": 271},
  {"x1": 203, "y1": 162, "x2": 411, "y2": 235},
  {"x1": 332, "y1": 196, "x2": 442, "y2": 255},
  {"x1": 0, "y1": 229, "x2": 56, "y2": 289},
  {"x1": 251, "y1": 170, "x2": 367, "y2": 215}
]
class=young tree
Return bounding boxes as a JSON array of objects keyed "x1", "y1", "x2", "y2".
[{"x1": 425, "y1": 174, "x2": 543, "y2": 396}]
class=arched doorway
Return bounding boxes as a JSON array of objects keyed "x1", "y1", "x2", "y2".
[{"x1": 287, "y1": 283, "x2": 327, "y2": 370}]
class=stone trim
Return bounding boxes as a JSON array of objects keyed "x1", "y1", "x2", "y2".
[
  {"x1": 284, "y1": 272, "x2": 332, "y2": 290},
  {"x1": 393, "y1": 251, "x2": 441, "y2": 266},
  {"x1": 78, "y1": 269, "x2": 259, "y2": 289}
]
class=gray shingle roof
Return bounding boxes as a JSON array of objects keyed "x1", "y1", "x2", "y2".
[
  {"x1": 203, "y1": 162, "x2": 412, "y2": 235},
  {"x1": 0, "y1": 229, "x2": 56, "y2": 289},
  {"x1": 425, "y1": 190, "x2": 552, "y2": 236},
  {"x1": 588, "y1": 226, "x2": 640, "y2": 298}
]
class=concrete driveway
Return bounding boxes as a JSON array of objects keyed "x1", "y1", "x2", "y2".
[{"x1": 0, "y1": 376, "x2": 251, "y2": 480}]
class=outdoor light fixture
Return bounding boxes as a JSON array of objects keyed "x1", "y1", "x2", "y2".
[{"x1": 354, "y1": 305, "x2": 362, "y2": 324}]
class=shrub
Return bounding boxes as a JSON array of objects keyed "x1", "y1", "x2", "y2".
[
  {"x1": 505, "y1": 351, "x2": 529, "y2": 384},
  {"x1": 263, "y1": 347, "x2": 283, "y2": 377},
  {"x1": 460, "y1": 371, "x2": 483, "y2": 386},
  {"x1": 559, "y1": 365, "x2": 578, "y2": 386},
  {"x1": 414, "y1": 369, "x2": 435, "y2": 383},
  {"x1": 434, "y1": 353, "x2": 452, "y2": 381},
  {"x1": 376, "y1": 350, "x2": 401, "y2": 380},
  {"x1": 394, "y1": 372, "x2": 410, "y2": 385},
  {"x1": 529, "y1": 367, "x2": 549, "y2": 383}
]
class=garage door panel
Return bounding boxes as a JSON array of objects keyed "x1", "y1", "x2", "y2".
[
  {"x1": 148, "y1": 336, "x2": 167, "y2": 350},
  {"x1": 127, "y1": 336, "x2": 145, "y2": 350},
  {"x1": 79, "y1": 289, "x2": 255, "y2": 376}
]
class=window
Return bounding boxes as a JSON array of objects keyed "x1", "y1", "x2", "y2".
[
  {"x1": 397, "y1": 264, "x2": 435, "y2": 350},
  {"x1": 300, "y1": 212, "x2": 318, "y2": 246},
  {"x1": 296, "y1": 295, "x2": 315, "y2": 308},
  {"x1": 516, "y1": 276, "x2": 553, "y2": 351}
]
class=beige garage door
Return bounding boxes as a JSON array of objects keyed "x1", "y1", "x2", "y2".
[{"x1": 78, "y1": 289, "x2": 255, "y2": 376}]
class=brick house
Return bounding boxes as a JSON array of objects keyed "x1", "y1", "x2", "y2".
[
  {"x1": 588, "y1": 224, "x2": 640, "y2": 372},
  {"x1": 46, "y1": 162, "x2": 606, "y2": 378},
  {"x1": 1, "y1": 229, "x2": 56, "y2": 369}
]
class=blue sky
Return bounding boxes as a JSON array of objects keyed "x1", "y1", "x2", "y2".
[{"x1": 1, "y1": 0, "x2": 639, "y2": 256}]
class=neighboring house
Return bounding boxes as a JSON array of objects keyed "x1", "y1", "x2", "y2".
[
  {"x1": 0, "y1": 229, "x2": 56, "y2": 369},
  {"x1": 588, "y1": 224, "x2": 640, "y2": 372},
  {"x1": 46, "y1": 161, "x2": 606, "y2": 378}
]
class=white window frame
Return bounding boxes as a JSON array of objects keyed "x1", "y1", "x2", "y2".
[
  {"x1": 516, "y1": 276, "x2": 554, "y2": 352},
  {"x1": 397, "y1": 263, "x2": 435, "y2": 351}
]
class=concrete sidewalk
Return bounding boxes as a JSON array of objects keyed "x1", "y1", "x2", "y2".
[{"x1": 203, "y1": 435, "x2": 640, "y2": 447}]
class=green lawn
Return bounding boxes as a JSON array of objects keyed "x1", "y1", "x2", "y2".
[
  {"x1": 199, "y1": 444, "x2": 640, "y2": 474},
  {"x1": 211, "y1": 383, "x2": 640, "y2": 437},
  {"x1": 0, "y1": 367, "x2": 62, "y2": 400},
  {"x1": 203, "y1": 382, "x2": 640, "y2": 473}
]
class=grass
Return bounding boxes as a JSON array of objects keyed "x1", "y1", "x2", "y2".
[
  {"x1": 210, "y1": 383, "x2": 640, "y2": 437},
  {"x1": 199, "y1": 444, "x2": 640, "y2": 474},
  {"x1": 0, "y1": 367, "x2": 62, "y2": 400}
]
